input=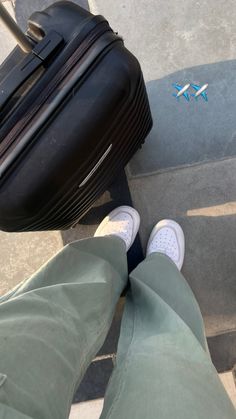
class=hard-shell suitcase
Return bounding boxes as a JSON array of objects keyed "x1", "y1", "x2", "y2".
[{"x1": 0, "y1": 1, "x2": 152, "y2": 232}]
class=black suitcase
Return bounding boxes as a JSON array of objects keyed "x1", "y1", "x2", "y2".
[{"x1": 0, "y1": 1, "x2": 152, "y2": 232}]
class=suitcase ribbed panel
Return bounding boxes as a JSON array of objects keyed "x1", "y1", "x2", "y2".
[
  {"x1": 26, "y1": 108, "x2": 151, "y2": 229},
  {"x1": 16, "y1": 73, "x2": 152, "y2": 231},
  {"x1": 35, "y1": 74, "x2": 148, "y2": 226},
  {"x1": 41, "y1": 112, "x2": 151, "y2": 231}
]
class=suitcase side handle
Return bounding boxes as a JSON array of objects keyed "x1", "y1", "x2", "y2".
[{"x1": 0, "y1": 2, "x2": 33, "y2": 52}]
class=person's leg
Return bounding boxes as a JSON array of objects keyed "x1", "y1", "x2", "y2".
[
  {"x1": 101, "y1": 220, "x2": 235, "y2": 419},
  {"x1": 0, "y1": 206, "x2": 140, "y2": 419}
]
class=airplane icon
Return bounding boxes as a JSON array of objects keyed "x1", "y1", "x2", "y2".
[
  {"x1": 172, "y1": 83, "x2": 190, "y2": 101},
  {"x1": 191, "y1": 84, "x2": 208, "y2": 101}
]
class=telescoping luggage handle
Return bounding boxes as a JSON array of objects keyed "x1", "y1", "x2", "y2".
[
  {"x1": 0, "y1": 2, "x2": 64, "y2": 111},
  {"x1": 0, "y1": 2, "x2": 33, "y2": 52}
]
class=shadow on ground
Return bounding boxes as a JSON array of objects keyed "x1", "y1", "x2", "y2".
[
  {"x1": 61, "y1": 170, "x2": 143, "y2": 273},
  {"x1": 129, "y1": 59, "x2": 236, "y2": 176}
]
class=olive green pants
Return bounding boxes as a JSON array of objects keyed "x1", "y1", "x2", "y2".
[{"x1": 0, "y1": 237, "x2": 235, "y2": 419}]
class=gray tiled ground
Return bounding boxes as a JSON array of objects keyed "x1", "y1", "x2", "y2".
[{"x1": 0, "y1": 230, "x2": 63, "y2": 295}]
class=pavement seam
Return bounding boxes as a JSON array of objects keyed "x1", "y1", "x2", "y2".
[{"x1": 127, "y1": 154, "x2": 236, "y2": 180}]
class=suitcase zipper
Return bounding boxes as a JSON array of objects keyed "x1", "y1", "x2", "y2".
[{"x1": 0, "y1": 21, "x2": 115, "y2": 167}]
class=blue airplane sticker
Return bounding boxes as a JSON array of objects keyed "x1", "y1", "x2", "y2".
[
  {"x1": 191, "y1": 84, "x2": 208, "y2": 101},
  {"x1": 172, "y1": 83, "x2": 190, "y2": 101}
]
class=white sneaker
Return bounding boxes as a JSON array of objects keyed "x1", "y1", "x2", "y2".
[
  {"x1": 146, "y1": 219, "x2": 185, "y2": 270},
  {"x1": 94, "y1": 206, "x2": 140, "y2": 251}
]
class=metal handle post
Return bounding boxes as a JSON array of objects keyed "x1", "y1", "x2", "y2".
[{"x1": 0, "y1": 2, "x2": 32, "y2": 52}]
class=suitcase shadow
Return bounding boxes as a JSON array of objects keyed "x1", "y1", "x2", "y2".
[
  {"x1": 60, "y1": 168, "x2": 144, "y2": 273},
  {"x1": 61, "y1": 169, "x2": 129, "y2": 229}
]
